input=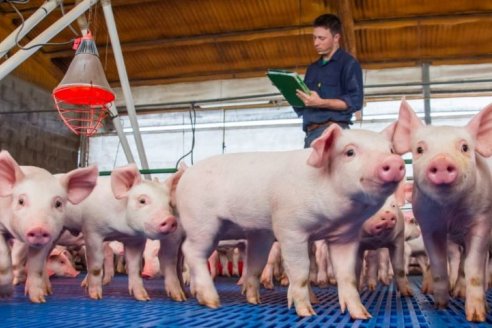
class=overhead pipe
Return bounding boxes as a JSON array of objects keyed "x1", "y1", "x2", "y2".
[
  {"x1": 101, "y1": 0, "x2": 150, "y2": 179},
  {"x1": 0, "y1": 0, "x2": 99, "y2": 81},
  {"x1": 0, "y1": 0, "x2": 62, "y2": 58}
]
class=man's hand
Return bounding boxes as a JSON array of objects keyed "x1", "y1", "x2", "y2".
[{"x1": 296, "y1": 90, "x2": 322, "y2": 107}]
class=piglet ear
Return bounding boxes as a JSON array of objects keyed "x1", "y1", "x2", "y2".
[
  {"x1": 111, "y1": 163, "x2": 142, "y2": 199},
  {"x1": 307, "y1": 124, "x2": 342, "y2": 168},
  {"x1": 392, "y1": 99, "x2": 424, "y2": 155},
  {"x1": 0, "y1": 150, "x2": 25, "y2": 196},
  {"x1": 466, "y1": 103, "x2": 492, "y2": 157},
  {"x1": 60, "y1": 165, "x2": 98, "y2": 204},
  {"x1": 166, "y1": 163, "x2": 188, "y2": 207},
  {"x1": 380, "y1": 121, "x2": 397, "y2": 141},
  {"x1": 50, "y1": 248, "x2": 63, "y2": 257}
]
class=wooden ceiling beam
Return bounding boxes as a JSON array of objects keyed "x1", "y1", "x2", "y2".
[
  {"x1": 121, "y1": 52, "x2": 492, "y2": 87},
  {"x1": 355, "y1": 12, "x2": 492, "y2": 30},
  {"x1": 111, "y1": 65, "x2": 309, "y2": 87},
  {"x1": 336, "y1": 0, "x2": 357, "y2": 57},
  {"x1": 44, "y1": 25, "x2": 313, "y2": 58}
]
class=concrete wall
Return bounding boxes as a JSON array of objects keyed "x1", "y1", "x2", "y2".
[{"x1": 0, "y1": 75, "x2": 80, "y2": 173}]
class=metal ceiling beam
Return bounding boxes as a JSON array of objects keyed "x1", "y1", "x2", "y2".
[{"x1": 101, "y1": 0, "x2": 150, "y2": 178}]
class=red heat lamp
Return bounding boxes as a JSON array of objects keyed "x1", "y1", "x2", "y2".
[{"x1": 52, "y1": 32, "x2": 115, "y2": 136}]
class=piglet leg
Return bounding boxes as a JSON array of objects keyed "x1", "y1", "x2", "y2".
[
  {"x1": 125, "y1": 240, "x2": 150, "y2": 301},
  {"x1": 25, "y1": 245, "x2": 52, "y2": 303},
  {"x1": 0, "y1": 236, "x2": 13, "y2": 298},
  {"x1": 330, "y1": 242, "x2": 371, "y2": 320}
]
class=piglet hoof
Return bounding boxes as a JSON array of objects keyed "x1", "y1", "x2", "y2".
[
  {"x1": 132, "y1": 289, "x2": 150, "y2": 301},
  {"x1": 236, "y1": 276, "x2": 244, "y2": 286},
  {"x1": 246, "y1": 294, "x2": 261, "y2": 305},
  {"x1": 43, "y1": 281, "x2": 52, "y2": 296},
  {"x1": 80, "y1": 276, "x2": 88, "y2": 288},
  {"x1": 280, "y1": 276, "x2": 289, "y2": 286},
  {"x1": 197, "y1": 292, "x2": 220, "y2": 309},
  {"x1": 398, "y1": 285, "x2": 413, "y2": 297},
  {"x1": 295, "y1": 303, "x2": 317, "y2": 317},
  {"x1": 245, "y1": 290, "x2": 261, "y2": 304},
  {"x1": 260, "y1": 274, "x2": 273, "y2": 289},
  {"x1": 451, "y1": 284, "x2": 466, "y2": 299},
  {"x1": 400, "y1": 288, "x2": 413, "y2": 297},
  {"x1": 465, "y1": 297, "x2": 487, "y2": 322},
  {"x1": 421, "y1": 283, "x2": 432, "y2": 294},
  {"x1": 244, "y1": 286, "x2": 261, "y2": 305},
  {"x1": 13, "y1": 276, "x2": 26, "y2": 285},
  {"x1": 466, "y1": 304, "x2": 486, "y2": 322},
  {"x1": 88, "y1": 286, "x2": 103, "y2": 300},
  {"x1": 167, "y1": 287, "x2": 187, "y2": 302},
  {"x1": 380, "y1": 277, "x2": 391, "y2": 286},
  {"x1": 27, "y1": 288, "x2": 47, "y2": 303},
  {"x1": 347, "y1": 304, "x2": 372, "y2": 320},
  {"x1": 261, "y1": 279, "x2": 274, "y2": 290},
  {"x1": 367, "y1": 282, "x2": 377, "y2": 291}
]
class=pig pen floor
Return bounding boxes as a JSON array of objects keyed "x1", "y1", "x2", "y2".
[{"x1": 1, "y1": 275, "x2": 492, "y2": 328}]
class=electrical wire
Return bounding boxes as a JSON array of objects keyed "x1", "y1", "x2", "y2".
[
  {"x1": 59, "y1": 0, "x2": 79, "y2": 36},
  {"x1": 175, "y1": 103, "x2": 197, "y2": 169},
  {"x1": 7, "y1": 0, "x2": 78, "y2": 51}
]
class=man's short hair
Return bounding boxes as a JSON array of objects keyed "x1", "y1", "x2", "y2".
[{"x1": 313, "y1": 14, "x2": 342, "y2": 36}]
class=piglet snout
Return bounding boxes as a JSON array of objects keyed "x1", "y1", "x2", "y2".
[
  {"x1": 427, "y1": 155, "x2": 457, "y2": 185},
  {"x1": 26, "y1": 227, "x2": 52, "y2": 246},
  {"x1": 379, "y1": 211, "x2": 397, "y2": 229},
  {"x1": 378, "y1": 155, "x2": 405, "y2": 183},
  {"x1": 159, "y1": 216, "x2": 177, "y2": 233}
]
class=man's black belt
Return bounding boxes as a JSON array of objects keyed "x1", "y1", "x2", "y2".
[{"x1": 306, "y1": 120, "x2": 348, "y2": 132}]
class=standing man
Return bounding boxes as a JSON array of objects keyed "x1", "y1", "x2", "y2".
[{"x1": 295, "y1": 14, "x2": 364, "y2": 148}]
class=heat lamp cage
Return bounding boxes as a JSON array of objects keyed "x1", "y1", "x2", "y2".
[
  {"x1": 52, "y1": 85, "x2": 114, "y2": 137},
  {"x1": 52, "y1": 31, "x2": 115, "y2": 137}
]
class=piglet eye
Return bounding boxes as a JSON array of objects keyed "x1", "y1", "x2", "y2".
[
  {"x1": 55, "y1": 200, "x2": 63, "y2": 208},
  {"x1": 18, "y1": 198, "x2": 24, "y2": 206},
  {"x1": 416, "y1": 146, "x2": 424, "y2": 154},
  {"x1": 139, "y1": 198, "x2": 147, "y2": 205},
  {"x1": 345, "y1": 149, "x2": 355, "y2": 157},
  {"x1": 461, "y1": 144, "x2": 469, "y2": 153}
]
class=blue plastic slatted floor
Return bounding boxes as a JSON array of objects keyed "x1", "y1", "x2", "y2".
[{"x1": 1, "y1": 275, "x2": 492, "y2": 327}]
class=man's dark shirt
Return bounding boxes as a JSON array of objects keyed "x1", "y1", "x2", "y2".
[{"x1": 294, "y1": 48, "x2": 363, "y2": 132}]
